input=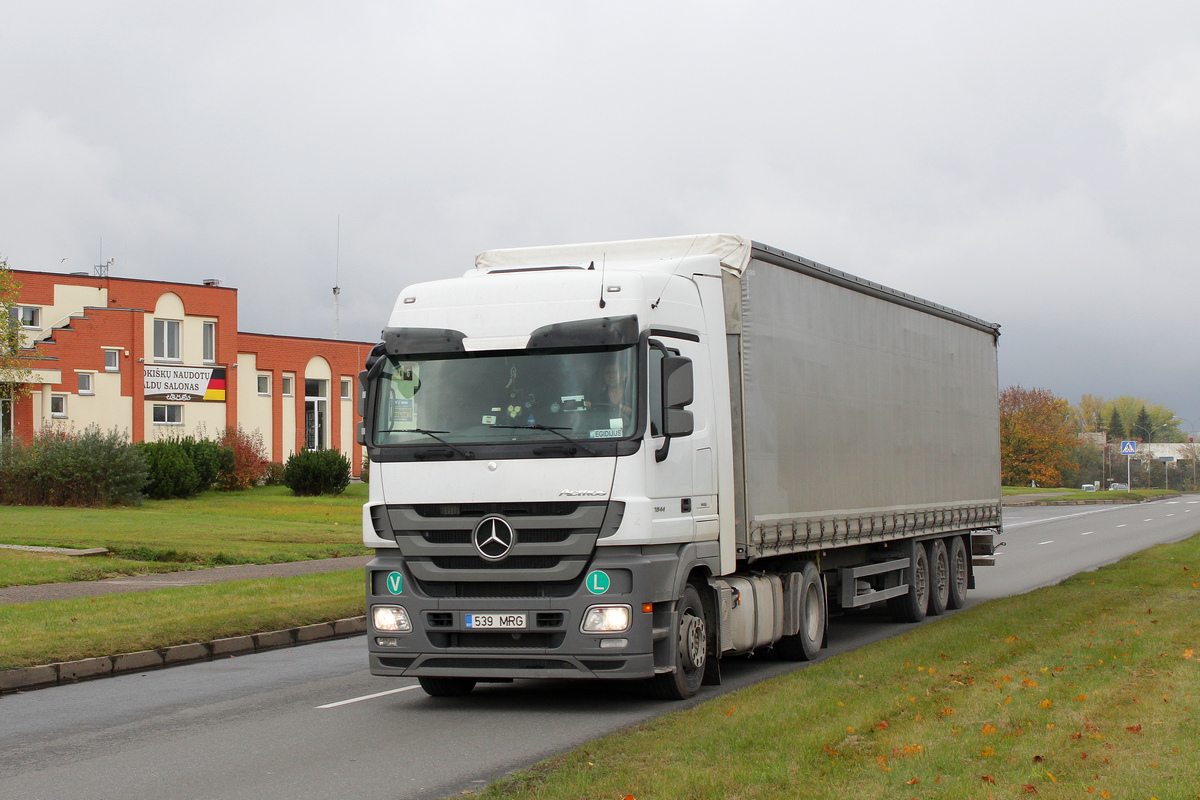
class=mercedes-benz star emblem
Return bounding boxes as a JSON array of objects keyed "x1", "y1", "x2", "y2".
[{"x1": 473, "y1": 516, "x2": 516, "y2": 562}]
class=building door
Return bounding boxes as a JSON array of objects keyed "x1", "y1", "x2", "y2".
[
  {"x1": 1, "y1": 396, "x2": 11, "y2": 438},
  {"x1": 305, "y1": 379, "x2": 327, "y2": 450}
]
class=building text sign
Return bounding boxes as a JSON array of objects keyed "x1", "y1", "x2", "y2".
[{"x1": 143, "y1": 364, "x2": 227, "y2": 402}]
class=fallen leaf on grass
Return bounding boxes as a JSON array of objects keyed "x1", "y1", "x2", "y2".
[
  {"x1": 1126, "y1": 724, "x2": 1142, "y2": 733},
  {"x1": 1032, "y1": 755, "x2": 1044, "y2": 763},
  {"x1": 906, "y1": 777, "x2": 919, "y2": 785},
  {"x1": 823, "y1": 745, "x2": 839, "y2": 757},
  {"x1": 1075, "y1": 694, "x2": 1088, "y2": 702},
  {"x1": 1039, "y1": 699, "x2": 1053, "y2": 709},
  {"x1": 981, "y1": 723, "x2": 997, "y2": 735},
  {"x1": 980, "y1": 775, "x2": 996, "y2": 784},
  {"x1": 725, "y1": 706, "x2": 735, "y2": 717},
  {"x1": 1022, "y1": 784, "x2": 1038, "y2": 793}
]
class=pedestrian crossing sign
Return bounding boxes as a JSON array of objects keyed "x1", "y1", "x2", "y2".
[{"x1": 1120, "y1": 440, "x2": 1137, "y2": 455}]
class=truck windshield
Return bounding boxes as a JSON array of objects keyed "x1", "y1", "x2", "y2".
[{"x1": 372, "y1": 345, "x2": 638, "y2": 447}]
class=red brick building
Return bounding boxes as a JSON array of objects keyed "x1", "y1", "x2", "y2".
[{"x1": 4, "y1": 269, "x2": 374, "y2": 475}]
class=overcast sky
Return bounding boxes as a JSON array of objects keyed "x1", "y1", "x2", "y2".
[{"x1": 3, "y1": 2, "x2": 1199, "y2": 429}]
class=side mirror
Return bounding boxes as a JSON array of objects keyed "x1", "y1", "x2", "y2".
[{"x1": 655, "y1": 355, "x2": 694, "y2": 461}]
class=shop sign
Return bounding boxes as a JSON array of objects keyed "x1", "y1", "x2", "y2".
[{"x1": 143, "y1": 364, "x2": 226, "y2": 402}]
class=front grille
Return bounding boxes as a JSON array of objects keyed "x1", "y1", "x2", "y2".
[
  {"x1": 412, "y1": 502, "x2": 579, "y2": 518},
  {"x1": 417, "y1": 580, "x2": 577, "y2": 598},
  {"x1": 580, "y1": 660, "x2": 626, "y2": 672},
  {"x1": 535, "y1": 612, "x2": 565, "y2": 628},
  {"x1": 420, "y1": 529, "x2": 574, "y2": 545},
  {"x1": 382, "y1": 501, "x2": 610, "y2": 582},
  {"x1": 426, "y1": 612, "x2": 453, "y2": 628},
  {"x1": 421, "y1": 657, "x2": 576, "y2": 670},
  {"x1": 431, "y1": 555, "x2": 564, "y2": 571}
]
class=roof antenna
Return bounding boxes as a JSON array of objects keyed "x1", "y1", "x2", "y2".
[
  {"x1": 332, "y1": 215, "x2": 341, "y2": 339},
  {"x1": 598, "y1": 254, "x2": 606, "y2": 309}
]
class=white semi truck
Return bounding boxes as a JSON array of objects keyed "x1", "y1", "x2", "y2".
[{"x1": 358, "y1": 234, "x2": 1001, "y2": 700}]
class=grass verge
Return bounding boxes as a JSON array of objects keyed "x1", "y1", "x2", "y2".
[
  {"x1": 1003, "y1": 486, "x2": 1178, "y2": 503},
  {"x1": 0, "y1": 570, "x2": 364, "y2": 670},
  {"x1": 0, "y1": 485, "x2": 369, "y2": 576},
  {"x1": 481, "y1": 535, "x2": 1200, "y2": 800},
  {"x1": 0, "y1": 549, "x2": 194, "y2": 589}
]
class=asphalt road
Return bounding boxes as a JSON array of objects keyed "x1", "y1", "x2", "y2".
[{"x1": 1, "y1": 497, "x2": 1197, "y2": 800}]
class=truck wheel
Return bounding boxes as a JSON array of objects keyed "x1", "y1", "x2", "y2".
[
  {"x1": 888, "y1": 542, "x2": 929, "y2": 623},
  {"x1": 649, "y1": 583, "x2": 708, "y2": 700},
  {"x1": 418, "y1": 676, "x2": 477, "y2": 697},
  {"x1": 776, "y1": 562, "x2": 825, "y2": 661},
  {"x1": 947, "y1": 536, "x2": 969, "y2": 609},
  {"x1": 926, "y1": 540, "x2": 950, "y2": 616}
]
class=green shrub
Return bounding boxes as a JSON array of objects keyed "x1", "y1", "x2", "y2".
[
  {"x1": 0, "y1": 426, "x2": 147, "y2": 506},
  {"x1": 178, "y1": 436, "x2": 230, "y2": 490},
  {"x1": 217, "y1": 426, "x2": 269, "y2": 491},
  {"x1": 261, "y1": 461, "x2": 286, "y2": 486},
  {"x1": 283, "y1": 449, "x2": 351, "y2": 496},
  {"x1": 139, "y1": 440, "x2": 200, "y2": 499},
  {"x1": 360, "y1": 457, "x2": 369, "y2": 485}
]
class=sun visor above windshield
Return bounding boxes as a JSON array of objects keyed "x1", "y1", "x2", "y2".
[
  {"x1": 381, "y1": 327, "x2": 467, "y2": 356},
  {"x1": 527, "y1": 315, "x2": 639, "y2": 349}
]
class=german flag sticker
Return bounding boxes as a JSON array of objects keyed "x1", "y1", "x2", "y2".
[{"x1": 204, "y1": 368, "x2": 227, "y2": 401}]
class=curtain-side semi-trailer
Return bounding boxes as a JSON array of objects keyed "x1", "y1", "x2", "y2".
[{"x1": 358, "y1": 234, "x2": 1001, "y2": 700}]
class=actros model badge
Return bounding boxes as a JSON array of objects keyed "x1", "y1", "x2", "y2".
[{"x1": 473, "y1": 516, "x2": 516, "y2": 561}]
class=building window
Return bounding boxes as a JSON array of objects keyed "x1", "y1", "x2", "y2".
[
  {"x1": 152, "y1": 404, "x2": 183, "y2": 425},
  {"x1": 340, "y1": 378, "x2": 352, "y2": 400},
  {"x1": 305, "y1": 379, "x2": 328, "y2": 450},
  {"x1": 257, "y1": 374, "x2": 271, "y2": 395},
  {"x1": 10, "y1": 306, "x2": 41, "y2": 328},
  {"x1": 153, "y1": 319, "x2": 181, "y2": 361},
  {"x1": 50, "y1": 395, "x2": 66, "y2": 417},
  {"x1": 282, "y1": 376, "x2": 294, "y2": 396},
  {"x1": 78, "y1": 372, "x2": 94, "y2": 395},
  {"x1": 104, "y1": 349, "x2": 120, "y2": 372},
  {"x1": 203, "y1": 322, "x2": 216, "y2": 363}
]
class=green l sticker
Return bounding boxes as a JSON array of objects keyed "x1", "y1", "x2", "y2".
[
  {"x1": 386, "y1": 571, "x2": 403, "y2": 595},
  {"x1": 586, "y1": 570, "x2": 610, "y2": 595}
]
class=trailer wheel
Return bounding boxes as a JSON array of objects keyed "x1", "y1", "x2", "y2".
[
  {"x1": 947, "y1": 536, "x2": 969, "y2": 610},
  {"x1": 888, "y1": 542, "x2": 929, "y2": 623},
  {"x1": 776, "y1": 562, "x2": 825, "y2": 661},
  {"x1": 926, "y1": 540, "x2": 950, "y2": 616},
  {"x1": 418, "y1": 676, "x2": 477, "y2": 697},
  {"x1": 649, "y1": 583, "x2": 708, "y2": 700}
]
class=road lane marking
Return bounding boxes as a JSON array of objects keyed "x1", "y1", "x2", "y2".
[
  {"x1": 1144, "y1": 519, "x2": 1154, "y2": 522},
  {"x1": 317, "y1": 685, "x2": 421, "y2": 709},
  {"x1": 1117, "y1": 524, "x2": 1127, "y2": 528},
  {"x1": 1038, "y1": 540, "x2": 1054, "y2": 546},
  {"x1": 1081, "y1": 531, "x2": 1094, "y2": 536}
]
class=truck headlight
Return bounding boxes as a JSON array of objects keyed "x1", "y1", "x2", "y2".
[
  {"x1": 581, "y1": 605, "x2": 631, "y2": 633},
  {"x1": 372, "y1": 605, "x2": 412, "y2": 633}
]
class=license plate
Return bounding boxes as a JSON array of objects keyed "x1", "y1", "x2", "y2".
[{"x1": 464, "y1": 613, "x2": 526, "y2": 630}]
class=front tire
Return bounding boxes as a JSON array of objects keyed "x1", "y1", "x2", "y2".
[
  {"x1": 776, "y1": 562, "x2": 825, "y2": 661},
  {"x1": 649, "y1": 583, "x2": 708, "y2": 700},
  {"x1": 418, "y1": 676, "x2": 476, "y2": 697}
]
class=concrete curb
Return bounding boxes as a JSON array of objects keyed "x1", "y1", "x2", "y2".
[{"x1": 0, "y1": 616, "x2": 367, "y2": 695}]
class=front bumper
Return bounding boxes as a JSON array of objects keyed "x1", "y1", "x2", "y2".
[{"x1": 366, "y1": 546, "x2": 679, "y2": 680}]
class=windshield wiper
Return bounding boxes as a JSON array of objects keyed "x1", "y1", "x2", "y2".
[
  {"x1": 494, "y1": 424, "x2": 598, "y2": 456},
  {"x1": 381, "y1": 428, "x2": 474, "y2": 460}
]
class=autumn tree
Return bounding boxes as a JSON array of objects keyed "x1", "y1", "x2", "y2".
[
  {"x1": 1000, "y1": 386, "x2": 1079, "y2": 487},
  {"x1": 1, "y1": 256, "x2": 34, "y2": 430}
]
